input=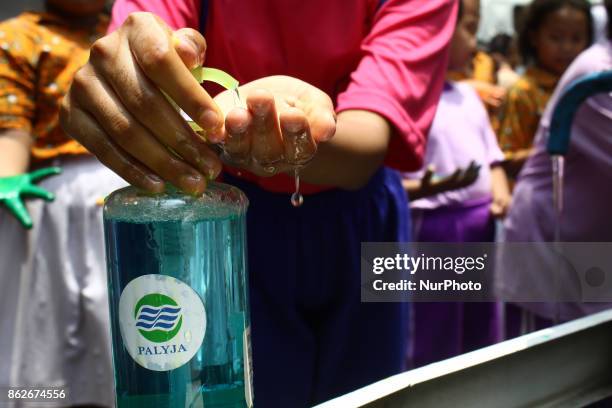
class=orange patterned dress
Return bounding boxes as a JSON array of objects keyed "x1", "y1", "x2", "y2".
[
  {"x1": 497, "y1": 66, "x2": 560, "y2": 155},
  {"x1": 0, "y1": 11, "x2": 108, "y2": 160}
]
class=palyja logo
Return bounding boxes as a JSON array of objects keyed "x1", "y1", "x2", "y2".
[
  {"x1": 119, "y1": 274, "x2": 206, "y2": 371},
  {"x1": 134, "y1": 293, "x2": 183, "y2": 343}
]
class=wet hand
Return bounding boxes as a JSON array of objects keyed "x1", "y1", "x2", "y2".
[
  {"x1": 213, "y1": 76, "x2": 336, "y2": 176},
  {"x1": 60, "y1": 12, "x2": 224, "y2": 195}
]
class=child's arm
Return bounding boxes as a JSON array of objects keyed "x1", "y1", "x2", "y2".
[
  {"x1": 0, "y1": 129, "x2": 31, "y2": 177},
  {"x1": 501, "y1": 147, "x2": 534, "y2": 178},
  {"x1": 490, "y1": 164, "x2": 511, "y2": 218},
  {"x1": 299, "y1": 110, "x2": 390, "y2": 190}
]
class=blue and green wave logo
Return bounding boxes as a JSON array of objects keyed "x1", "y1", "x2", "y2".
[{"x1": 134, "y1": 293, "x2": 183, "y2": 343}]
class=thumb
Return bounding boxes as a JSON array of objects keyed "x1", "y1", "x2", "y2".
[{"x1": 172, "y1": 28, "x2": 207, "y2": 69}]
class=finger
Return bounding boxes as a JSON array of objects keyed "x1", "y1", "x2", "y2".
[
  {"x1": 246, "y1": 89, "x2": 285, "y2": 169},
  {"x1": 224, "y1": 107, "x2": 252, "y2": 163},
  {"x1": 448, "y1": 169, "x2": 462, "y2": 183},
  {"x1": 299, "y1": 89, "x2": 336, "y2": 142},
  {"x1": 88, "y1": 37, "x2": 222, "y2": 177},
  {"x1": 279, "y1": 107, "x2": 317, "y2": 166},
  {"x1": 62, "y1": 99, "x2": 166, "y2": 194},
  {"x1": 465, "y1": 162, "x2": 478, "y2": 180},
  {"x1": 29, "y1": 167, "x2": 62, "y2": 182},
  {"x1": 491, "y1": 202, "x2": 504, "y2": 218},
  {"x1": 308, "y1": 107, "x2": 336, "y2": 142},
  {"x1": 172, "y1": 28, "x2": 207, "y2": 69},
  {"x1": 422, "y1": 166, "x2": 435, "y2": 188},
  {"x1": 21, "y1": 185, "x2": 54, "y2": 201},
  {"x1": 71, "y1": 74, "x2": 210, "y2": 195},
  {"x1": 3, "y1": 197, "x2": 32, "y2": 229},
  {"x1": 123, "y1": 13, "x2": 223, "y2": 138}
]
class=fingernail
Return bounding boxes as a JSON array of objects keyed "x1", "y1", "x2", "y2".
[
  {"x1": 205, "y1": 165, "x2": 221, "y2": 181},
  {"x1": 199, "y1": 109, "x2": 221, "y2": 131},
  {"x1": 206, "y1": 127, "x2": 225, "y2": 143},
  {"x1": 251, "y1": 101, "x2": 269, "y2": 116},
  {"x1": 146, "y1": 175, "x2": 165, "y2": 193},
  {"x1": 180, "y1": 173, "x2": 204, "y2": 193},
  {"x1": 283, "y1": 120, "x2": 304, "y2": 133},
  {"x1": 229, "y1": 121, "x2": 248, "y2": 135},
  {"x1": 148, "y1": 174, "x2": 163, "y2": 183}
]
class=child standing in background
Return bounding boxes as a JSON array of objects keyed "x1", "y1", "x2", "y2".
[
  {"x1": 499, "y1": 0, "x2": 612, "y2": 338},
  {"x1": 404, "y1": 0, "x2": 511, "y2": 368},
  {"x1": 0, "y1": 2, "x2": 126, "y2": 406},
  {"x1": 498, "y1": 0, "x2": 592, "y2": 178}
]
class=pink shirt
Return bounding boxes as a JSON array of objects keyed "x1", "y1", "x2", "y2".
[
  {"x1": 498, "y1": 41, "x2": 612, "y2": 320},
  {"x1": 405, "y1": 82, "x2": 504, "y2": 209},
  {"x1": 109, "y1": 0, "x2": 457, "y2": 194}
]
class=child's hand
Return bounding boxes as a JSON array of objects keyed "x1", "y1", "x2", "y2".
[
  {"x1": 466, "y1": 80, "x2": 507, "y2": 109},
  {"x1": 490, "y1": 165, "x2": 511, "y2": 218},
  {"x1": 408, "y1": 161, "x2": 480, "y2": 200},
  {"x1": 60, "y1": 13, "x2": 224, "y2": 196},
  {"x1": 213, "y1": 76, "x2": 337, "y2": 177},
  {"x1": 490, "y1": 192, "x2": 511, "y2": 218},
  {"x1": 429, "y1": 161, "x2": 480, "y2": 192}
]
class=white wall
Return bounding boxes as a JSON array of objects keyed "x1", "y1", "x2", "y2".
[{"x1": 478, "y1": 0, "x2": 604, "y2": 42}]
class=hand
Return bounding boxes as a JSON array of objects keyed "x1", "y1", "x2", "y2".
[
  {"x1": 490, "y1": 191, "x2": 511, "y2": 218},
  {"x1": 490, "y1": 165, "x2": 511, "y2": 218},
  {"x1": 60, "y1": 12, "x2": 224, "y2": 195},
  {"x1": 467, "y1": 80, "x2": 506, "y2": 109},
  {"x1": 0, "y1": 167, "x2": 61, "y2": 229},
  {"x1": 419, "y1": 161, "x2": 480, "y2": 198},
  {"x1": 213, "y1": 76, "x2": 336, "y2": 176}
]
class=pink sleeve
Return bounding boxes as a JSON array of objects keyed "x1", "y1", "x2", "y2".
[
  {"x1": 336, "y1": 0, "x2": 458, "y2": 172},
  {"x1": 108, "y1": 0, "x2": 200, "y2": 32}
]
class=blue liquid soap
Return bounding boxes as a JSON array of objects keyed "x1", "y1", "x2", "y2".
[{"x1": 103, "y1": 184, "x2": 252, "y2": 408}]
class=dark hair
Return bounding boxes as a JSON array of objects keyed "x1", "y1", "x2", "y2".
[
  {"x1": 457, "y1": 0, "x2": 464, "y2": 22},
  {"x1": 606, "y1": 0, "x2": 612, "y2": 38},
  {"x1": 519, "y1": 0, "x2": 593, "y2": 63},
  {"x1": 488, "y1": 33, "x2": 513, "y2": 56}
]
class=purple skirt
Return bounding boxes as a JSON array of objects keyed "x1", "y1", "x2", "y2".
[{"x1": 407, "y1": 197, "x2": 503, "y2": 368}]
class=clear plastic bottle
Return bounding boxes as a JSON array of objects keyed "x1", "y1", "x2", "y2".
[{"x1": 103, "y1": 183, "x2": 252, "y2": 408}]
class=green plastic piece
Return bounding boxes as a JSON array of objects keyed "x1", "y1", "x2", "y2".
[
  {"x1": 191, "y1": 67, "x2": 239, "y2": 90},
  {"x1": 187, "y1": 67, "x2": 239, "y2": 132},
  {"x1": 0, "y1": 167, "x2": 61, "y2": 229}
]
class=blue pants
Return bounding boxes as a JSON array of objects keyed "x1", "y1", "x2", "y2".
[{"x1": 225, "y1": 167, "x2": 410, "y2": 407}]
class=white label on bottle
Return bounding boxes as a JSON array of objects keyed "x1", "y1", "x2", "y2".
[
  {"x1": 244, "y1": 326, "x2": 254, "y2": 407},
  {"x1": 118, "y1": 274, "x2": 206, "y2": 371}
]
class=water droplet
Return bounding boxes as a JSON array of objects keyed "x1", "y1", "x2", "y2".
[
  {"x1": 291, "y1": 192, "x2": 303, "y2": 207},
  {"x1": 291, "y1": 168, "x2": 304, "y2": 207},
  {"x1": 233, "y1": 88, "x2": 243, "y2": 107}
]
